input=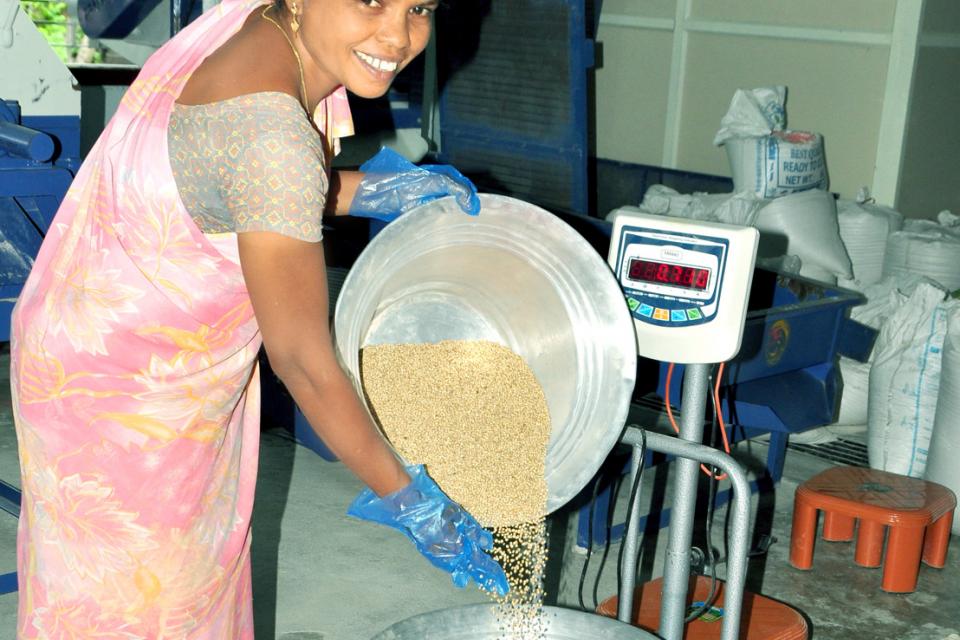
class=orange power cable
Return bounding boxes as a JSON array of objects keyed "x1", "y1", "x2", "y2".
[{"x1": 663, "y1": 362, "x2": 731, "y2": 480}]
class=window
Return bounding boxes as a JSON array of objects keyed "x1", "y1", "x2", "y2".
[{"x1": 20, "y1": 0, "x2": 106, "y2": 63}]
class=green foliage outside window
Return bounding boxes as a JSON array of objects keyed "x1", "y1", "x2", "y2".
[{"x1": 20, "y1": 0, "x2": 102, "y2": 63}]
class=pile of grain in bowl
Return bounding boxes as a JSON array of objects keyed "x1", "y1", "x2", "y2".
[{"x1": 361, "y1": 340, "x2": 552, "y2": 638}]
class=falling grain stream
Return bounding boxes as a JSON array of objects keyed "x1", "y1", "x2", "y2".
[{"x1": 362, "y1": 340, "x2": 552, "y2": 639}]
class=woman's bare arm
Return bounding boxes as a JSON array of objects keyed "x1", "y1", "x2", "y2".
[
  {"x1": 325, "y1": 170, "x2": 362, "y2": 216},
  {"x1": 238, "y1": 230, "x2": 408, "y2": 496}
]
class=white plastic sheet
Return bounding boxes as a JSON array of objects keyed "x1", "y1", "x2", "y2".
[
  {"x1": 834, "y1": 357, "x2": 871, "y2": 426},
  {"x1": 633, "y1": 185, "x2": 764, "y2": 226}
]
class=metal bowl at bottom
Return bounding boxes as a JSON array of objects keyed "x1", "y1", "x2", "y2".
[{"x1": 369, "y1": 603, "x2": 658, "y2": 639}]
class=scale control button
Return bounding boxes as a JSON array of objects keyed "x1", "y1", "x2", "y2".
[
  {"x1": 653, "y1": 308, "x2": 670, "y2": 321},
  {"x1": 671, "y1": 310, "x2": 687, "y2": 322},
  {"x1": 638, "y1": 303, "x2": 654, "y2": 317},
  {"x1": 626, "y1": 297, "x2": 640, "y2": 311},
  {"x1": 686, "y1": 308, "x2": 703, "y2": 320}
]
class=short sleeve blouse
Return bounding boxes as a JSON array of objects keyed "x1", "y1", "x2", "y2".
[{"x1": 168, "y1": 91, "x2": 327, "y2": 242}]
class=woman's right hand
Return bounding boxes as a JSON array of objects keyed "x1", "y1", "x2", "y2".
[
  {"x1": 348, "y1": 464, "x2": 509, "y2": 596},
  {"x1": 347, "y1": 147, "x2": 481, "y2": 222}
]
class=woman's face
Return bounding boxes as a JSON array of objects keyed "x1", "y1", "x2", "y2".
[{"x1": 298, "y1": 0, "x2": 438, "y2": 99}]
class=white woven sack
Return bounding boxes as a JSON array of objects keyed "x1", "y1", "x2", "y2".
[
  {"x1": 837, "y1": 200, "x2": 903, "y2": 286},
  {"x1": 867, "y1": 283, "x2": 954, "y2": 477},
  {"x1": 925, "y1": 307, "x2": 960, "y2": 535},
  {"x1": 883, "y1": 219, "x2": 960, "y2": 292},
  {"x1": 833, "y1": 276, "x2": 935, "y2": 432},
  {"x1": 754, "y1": 190, "x2": 852, "y2": 283},
  {"x1": 834, "y1": 356, "x2": 871, "y2": 426}
]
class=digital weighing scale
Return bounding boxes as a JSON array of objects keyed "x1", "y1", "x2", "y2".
[
  {"x1": 607, "y1": 207, "x2": 760, "y2": 640},
  {"x1": 608, "y1": 207, "x2": 759, "y2": 364}
]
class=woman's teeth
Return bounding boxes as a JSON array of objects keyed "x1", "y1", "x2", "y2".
[{"x1": 356, "y1": 51, "x2": 398, "y2": 72}]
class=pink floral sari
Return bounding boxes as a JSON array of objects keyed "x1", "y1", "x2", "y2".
[{"x1": 10, "y1": 1, "x2": 352, "y2": 636}]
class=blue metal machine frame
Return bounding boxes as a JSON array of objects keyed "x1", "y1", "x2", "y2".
[
  {"x1": 435, "y1": 0, "x2": 593, "y2": 215},
  {"x1": 0, "y1": 480, "x2": 20, "y2": 595},
  {"x1": 0, "y1": 100, "x2": 79, "y2": 342}
]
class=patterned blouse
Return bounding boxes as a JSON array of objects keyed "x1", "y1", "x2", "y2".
[{"x1": 168, "y1": 91, "x2": 327, "y2": 242}]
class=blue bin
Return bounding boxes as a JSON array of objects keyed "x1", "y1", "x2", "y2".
[{"x1": 658, "y1": 268, "x2": 876, "y2": 438}]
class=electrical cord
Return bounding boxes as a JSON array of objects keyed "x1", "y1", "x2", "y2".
[
  {"x1": 577, "y1": 468, "x2": 622, "y2": 612},
  {"x1": 592, "y1": 473, "x2": 622, "y2": 611},
  {"x1": 664, "y1": 362, "x2": 731, "y2": 479},
  {"x1": 578, "y1": 452, "x2": 626, "y2": 612},
  {"x1": 576, "y1": 472, "x2": 604, "y2": 612}
]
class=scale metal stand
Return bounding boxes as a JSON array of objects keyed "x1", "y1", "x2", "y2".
[{"x1": 607, "y1": 209, "x2": 759, "y2": 640}]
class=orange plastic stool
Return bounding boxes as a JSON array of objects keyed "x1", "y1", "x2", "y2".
[
  {"x1": 598, "y1": 575, "x2": 808, "y2": 639},
  {"x1": 789, "y1": 466, "x2": 956, "y2": 593}
]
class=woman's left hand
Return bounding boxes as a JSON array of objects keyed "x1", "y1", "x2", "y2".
[
  {"x1": 347, "y1": 464, "x2": 509, "y2": 596},
  {"x1": 348, "y1": 147, "x2": 480, "y2": 222}
]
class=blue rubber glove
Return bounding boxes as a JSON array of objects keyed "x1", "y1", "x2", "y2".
[
  {"x1": 348, "y1": 147, "x2": 481, "y2": 222},
  {"x1": 347, "y1": 465, "x2": 509, "y2": 596}
]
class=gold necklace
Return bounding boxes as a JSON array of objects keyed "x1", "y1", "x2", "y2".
[{"x1": 261, "y1": 5, "x2": 309, "y2": 111}]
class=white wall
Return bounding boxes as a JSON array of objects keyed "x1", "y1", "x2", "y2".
[
  {"x1": 0, "y1": 2, "x2": 80, "y2": 117},
  {"x1": 593, "y1": 0, "x2": 949, "y2": 215}
]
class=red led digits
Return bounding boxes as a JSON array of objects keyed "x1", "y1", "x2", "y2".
[
  {"x1": 642, "y1": 261, "x2": 657, "y2": 281},
  {"x1": 695, "y1": 269, "x2": 709, "y2": 289},
  {"x1": 670, "y1": 265, "x2": 683, "y2": 285},
  {"x1": 627, "y1": 258, "x2": 710, "y2": 291},
  {"x1": 656, "y1": 263, "x2": 670, "y2": 282}
]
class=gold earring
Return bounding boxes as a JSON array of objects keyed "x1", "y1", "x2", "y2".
[{"x1": 290, "y1": 1, "x2": 301, "y2": 33}]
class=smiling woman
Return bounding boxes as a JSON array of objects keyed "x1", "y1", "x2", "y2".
[
  {"x1": 10, "y1": 0, "x2": 498, "y2": 638},
  {"x1": 255, "y1": 0, "x2": 438, "y2": 104}
]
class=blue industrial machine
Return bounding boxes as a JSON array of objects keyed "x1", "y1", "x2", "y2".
[
  {"x1": 434, "y1": 0, "x2": 594, "y2": 215},
  {"x1": 0, "y1": 101, "x2": 79, "y2": 342}
]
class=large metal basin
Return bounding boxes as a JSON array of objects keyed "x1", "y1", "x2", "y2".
[
  {"x1": 334, "y1": 194, "x2": 636, "y2": 517},
  {"x1": 369, "y1": 604, "x2": 657, "y2": 639}
]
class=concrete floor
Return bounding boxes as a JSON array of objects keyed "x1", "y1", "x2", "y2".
[{"x1": 0, "y1": 356, "x2": 958, "y2": 639}]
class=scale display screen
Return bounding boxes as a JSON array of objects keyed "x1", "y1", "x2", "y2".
[{"x1": 627, "y1": 258, "x2": 710, "y2": 291}]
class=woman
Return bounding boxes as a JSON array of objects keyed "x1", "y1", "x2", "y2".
[{"x1": 11, "y1": 0, "x2": 506, "y2": 637}]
